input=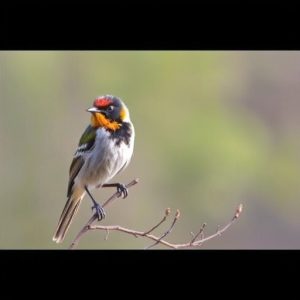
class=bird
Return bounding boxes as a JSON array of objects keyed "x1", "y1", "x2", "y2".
[{"x1": 53, "y1": 95, "x2": 135, "y2": 243}]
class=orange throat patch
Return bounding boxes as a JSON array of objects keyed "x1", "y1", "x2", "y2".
[{"x1": 91, "y1": 113, "x2": 121, "y2": 131}]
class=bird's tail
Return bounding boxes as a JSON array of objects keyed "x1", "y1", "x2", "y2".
[{"x1": 52, "y1": 188, "x2": 85, "y2": 243}]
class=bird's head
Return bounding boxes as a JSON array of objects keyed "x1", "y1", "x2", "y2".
[{"x1": 87, "y1": 95, "x2": 130, "y2": 131}]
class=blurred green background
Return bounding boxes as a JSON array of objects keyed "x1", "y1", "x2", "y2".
[{"x1": 0, "y1": 51, "x2": 299, "y2": 249}]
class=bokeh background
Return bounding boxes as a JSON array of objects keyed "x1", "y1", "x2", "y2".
[{"x1": 0, "y1": 51, "x2": 299, "y2": 249}]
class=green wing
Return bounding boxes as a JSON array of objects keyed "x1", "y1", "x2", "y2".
[
  {"x1": 78, "y1": 125, "x2": 97, "y2": 149},
  {"x1": 67, "y1": 125, "x2": 97, "y2": 197}
]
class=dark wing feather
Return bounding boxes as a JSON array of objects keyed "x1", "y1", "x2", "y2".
[
  {"x1": 67, "y1": 125, "x2": 97, "y2": 197},
  {"x1": 67, "y1": 155, "x2": 85, "y2": 198}
]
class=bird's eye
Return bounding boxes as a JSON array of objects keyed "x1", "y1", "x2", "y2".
[{"x1": 107, "y1": 105, "x2": 114, "y2": 112}]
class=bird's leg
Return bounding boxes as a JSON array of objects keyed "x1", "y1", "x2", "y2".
[
  {"x1": 102, "y1": 183, "x2": 128, "y2": 198},
  {"x1": 84, "y1": 186, "x2": 106, "y2": 221}
]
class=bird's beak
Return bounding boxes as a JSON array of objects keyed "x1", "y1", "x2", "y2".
[{"x1": 87, "y1": 107, "x2": 104, "y2": 113}]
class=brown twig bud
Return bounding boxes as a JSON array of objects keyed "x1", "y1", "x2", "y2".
[
  {"x1": 234, "y1": 204, "x2": 243, "y2": 219},
  {"x1": 165, "y1": 208, "x2": 171, "y2": 216}
]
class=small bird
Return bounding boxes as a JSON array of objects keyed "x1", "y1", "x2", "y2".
[{"x1": 53, "y1": 95, "x2": 135, "y2": 243}]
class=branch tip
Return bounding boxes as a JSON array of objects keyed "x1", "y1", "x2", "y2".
[
  {"x1": 165, "y1": 208, "x2": 171, "y2": 216},
  {"x1": 234, "y1": 203, "x2": 243, "y2": 219}
]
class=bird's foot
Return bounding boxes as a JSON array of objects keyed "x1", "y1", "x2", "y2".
[
  {"x1": 116, "y1": 183, "x2": 128, "y2": 198},
  {"x1": 91, "y1": 202, "x2": 106, "y2": 221}
]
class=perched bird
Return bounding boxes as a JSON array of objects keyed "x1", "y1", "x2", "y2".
[{"x1": 53, "y1": 95, "x2": 135, "y2": 243}]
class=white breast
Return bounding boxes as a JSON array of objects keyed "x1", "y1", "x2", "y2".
[{"x1": 77, "y1": 126, "x2": 134, "y2": 189}]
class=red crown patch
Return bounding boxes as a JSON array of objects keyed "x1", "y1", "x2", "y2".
[{"x1": 93, "y1": 97, "x2": 113, "y2": 108}]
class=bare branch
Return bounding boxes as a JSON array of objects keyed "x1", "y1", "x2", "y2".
[
  {"x1": 86, "y1": 204, "x2": 243, "y2": 249},
  {"x1": 68, "y1": 178, "x2": 243, "y2": 249}
]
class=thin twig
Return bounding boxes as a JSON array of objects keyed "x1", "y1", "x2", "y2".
[
  {"x1": 68, "y1": 178, "x2": 139, "y2": 249},
  {"x1": 145, "y1": 209, "x2": 180, "y2": 249},
  {"x1": 190, "y1": 223, "x2": 207, "y2": 245},
  {"x1": 143, "y1": 208, "x2": 171, "y2": 235}
]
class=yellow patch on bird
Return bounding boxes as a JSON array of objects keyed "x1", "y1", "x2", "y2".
[
  {"x1": 119, "y1": 107, "x2": 127, "y2": 121},
  {"x1": 91, "y1": 113, "x2": 121, "y2": 131}
]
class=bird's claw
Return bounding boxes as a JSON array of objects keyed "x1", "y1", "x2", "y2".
[
  {"x1": 117, "y1": 183, "x2": 128, "y2": 198},
  {"x1": 91, "y1": 203, "x2": 106, "y2": 221}
]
